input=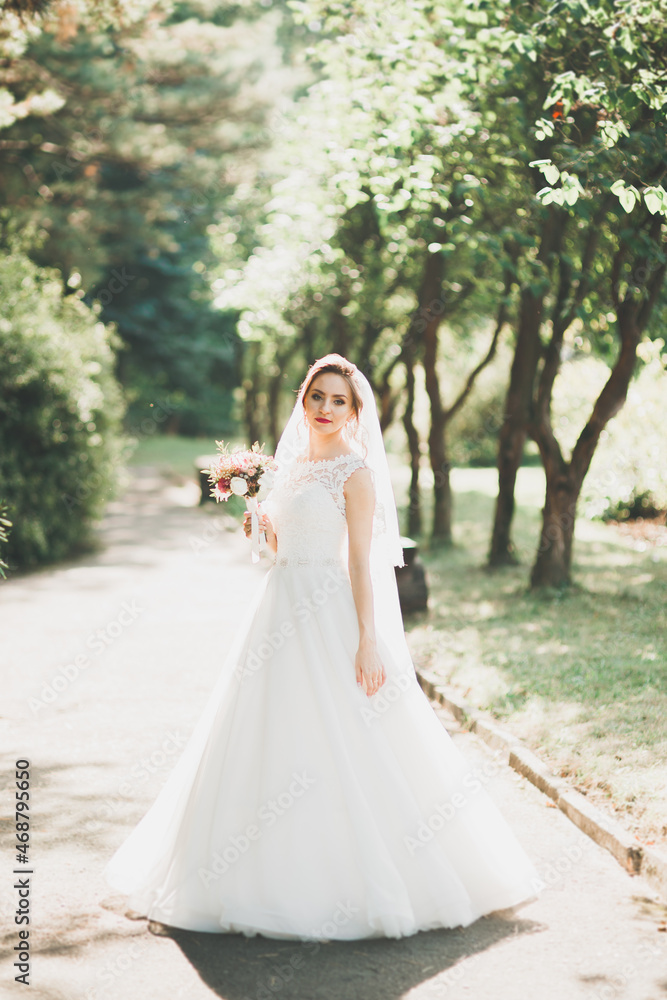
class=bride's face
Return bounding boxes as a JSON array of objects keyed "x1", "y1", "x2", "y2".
[{"x1": 304, "y1": 372, "x2": 354, "y2": 437}]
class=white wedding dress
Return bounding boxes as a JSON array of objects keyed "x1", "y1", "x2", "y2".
[{"x1": 105, "y1": 453, "x2": 538, "y2": 939}]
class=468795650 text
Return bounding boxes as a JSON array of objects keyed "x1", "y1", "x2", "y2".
[{"x1": 14, "y1": 758, "x2": 32, "y2": 986}]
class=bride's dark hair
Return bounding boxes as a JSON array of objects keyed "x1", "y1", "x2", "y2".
[{"x1": 299, "y1": 354, "x2": 364, "y2": 432}]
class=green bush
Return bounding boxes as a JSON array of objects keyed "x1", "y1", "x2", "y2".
[
  {"x1": 0, "y1": 252, "x2": 127, "y2": 570},
  {"x1": 599, "y1": 490, "x2": 664, "y2": 522}
]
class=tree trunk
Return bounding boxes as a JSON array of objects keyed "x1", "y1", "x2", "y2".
[
  {"x1": 300, "y1": 319, "x2": 316, "y2": 366},
  {"x1": 420, "y1": 248, "x2": 509, "y2": 544},
  {"x1": 488, "y1": 211, "x2": 565, "y2": 566},
  {"x1": 243, "y1": 378, "x2": 261, "y2": 444},
  {"x1": 418, "y1": 252, "x2": 451, "y2": 542},
  {"x1": 530, "y1": 452, "x2": 578, "y2": 587},
  {"x1": 331, "y1": 302, "x2": 349, "y2": 358},
  {"x1": 488, "y1": 299, "x2": 541, "y2": 565},
  {"x1": 266, "y1": 367, "x2": 282, "y2": 453},
  {"x1": 379, "y1": 373, "x2": 398, "y2": 432},
  {"x1": 402, "y1": 349, "x2": 422, "y2": 537},
  {"x1": 242, "y1": 343, "x2": 262, "y2": 444},
  {"x1": 529, "y1": 221, "x2": 666, "y2": 588},
  {"x1": 431, "y1": 424, "x2": 453, "y2": 543},
  {"x1": 530, "y1": 313, "x2": 642, "y2": 587}
]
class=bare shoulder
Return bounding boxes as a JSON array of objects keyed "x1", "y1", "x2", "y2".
[{"x1": 343, "y1": 464, "x2": 374, "y2": 502}]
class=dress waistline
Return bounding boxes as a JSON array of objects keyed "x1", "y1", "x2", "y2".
[{"x1": 273, "y1": 555, "x2": 345, "y2": 569}]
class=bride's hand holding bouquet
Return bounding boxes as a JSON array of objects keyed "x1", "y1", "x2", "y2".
[
  {"x1": 204, "y1": 441, "x2": 276, "y2": 562},
  {"x1": 242, "y1": 509, "x2": 277, "y2": 554}
]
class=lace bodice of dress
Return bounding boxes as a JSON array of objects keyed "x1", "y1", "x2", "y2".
[{"x1": 262, "y1": 453, "x2": 367, "y2": 567}]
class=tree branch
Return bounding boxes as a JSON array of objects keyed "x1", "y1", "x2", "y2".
[
  {"x1": 570, "y1": 219, "x2": 666, "y2": 486},
  {"x1": 444, "y1": 269, "x2": 512, "y2": 423}
]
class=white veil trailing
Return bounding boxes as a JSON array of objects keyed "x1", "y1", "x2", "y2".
[{"x1": 270, "y1": 354, "x2": 416, "y2": 681}]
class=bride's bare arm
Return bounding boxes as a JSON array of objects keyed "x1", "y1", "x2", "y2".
[{"x1": 345, "y1": 468, "x2": 386, "y2": 697}]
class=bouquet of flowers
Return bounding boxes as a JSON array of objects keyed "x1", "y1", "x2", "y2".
[{"x1": 204, "y1": 441, "x2": 276, "y2": 562}]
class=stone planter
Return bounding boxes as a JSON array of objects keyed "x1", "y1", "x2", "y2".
[
  {"x1": 195, "y1": 455, "x2": 217, "y2": 505},
  {"x1": 395, "y1": 537, "x2": 428, "y2": 614}
]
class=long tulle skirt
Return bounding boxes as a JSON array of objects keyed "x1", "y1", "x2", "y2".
[{"x1": 105, "y1": 562, "x2": 538, "y2": 939}]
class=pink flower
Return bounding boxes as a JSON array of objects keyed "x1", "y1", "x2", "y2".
[{"x1": 207, "y1": 440, "x2": 275, "y2": 503}]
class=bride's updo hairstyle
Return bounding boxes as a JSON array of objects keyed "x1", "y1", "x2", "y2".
[{"x1": 299, "y1": 353, "x2": 364, "y2": 439}]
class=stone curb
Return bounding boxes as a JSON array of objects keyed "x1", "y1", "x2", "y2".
[{"x1": 417, "y1": 668, "x2": 667, "y2": 904}]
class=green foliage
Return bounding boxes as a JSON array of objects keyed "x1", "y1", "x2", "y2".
[
  {"x1": 0, "y1": 251, "x2": 126, "y2": 570},
  {"x1": 600, "y1": 490, "x2": 664, "y2": 522},
  {"x1": 215, "y1": 0, "x2": 526, "y2": 431},
  {"x1": 217, "y1": 0, "x2": 666, "y2": 510},
  {"x1": 2, "y1": 0, "x2": 664, "y2": 562},
  {"x1": 0, "y1": 0, "x2": 157, "y2": 129},
  {"x1": 518, "y1": 0, "x2": 667, "y2": 218},
  {"x1": 0, "y1": 0, "x2": 292, "y2": 434}
]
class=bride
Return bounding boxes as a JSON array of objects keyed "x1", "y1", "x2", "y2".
[{"x1": 105, "y1": 353, "x2": 538, "y2": 940}]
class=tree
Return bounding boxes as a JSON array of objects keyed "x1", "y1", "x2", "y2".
[
  {"x1": 0, "y1": 250, "x2": 126, "y2": 569},
  {"x1": 489, "y1": 209, "x2": 567, "y2": 566},
  {"x1": 217, "y1": 0, "x2": 665, "y2": 576},
  {"x1": 217, "y1": 0, "x2": 521, "y2": 541},
  {"x1": 481, "y1": 0, "x2": 667, "y2": 585},
  {"x1": 530, "y1": 214, "x2": 665, "y2": 586},
  {"x1": 0, "y1": 0, "x2": 286, "y2": 433}
]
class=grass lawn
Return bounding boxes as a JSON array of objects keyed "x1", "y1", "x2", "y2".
[
  {"x1": 122, "y1": 432, "x2": 250, "y2": 516},
  {"x1": 125, "y1": 433, "x2": 237, "y2": 479},
  {"x1": 400, "y1": 465, "x2": 667, "y2": 851}
]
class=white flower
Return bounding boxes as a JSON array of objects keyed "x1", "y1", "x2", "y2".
[
  {"x1": 260, "y1": 469, "x2": 275, "y2": 490},
  {"x1": 230, "y1": 476, "x2": 249, "y2": 496}
]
